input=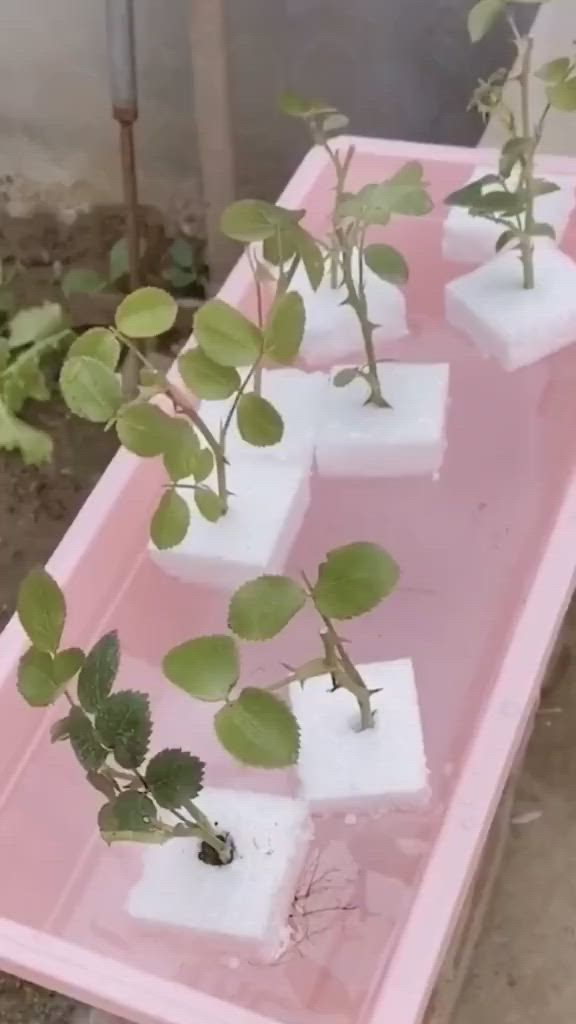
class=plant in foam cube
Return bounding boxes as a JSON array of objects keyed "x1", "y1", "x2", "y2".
[
  {"x1": 15, "y1": 567, "x2": 309, "y2": 960},
  {"x1": 445, "y1": 0, "x2": 576, "y2": 370},
  {"x1": 277, "y1": 95, "x2": 429, "y2": 367},
  {"x1": 223, "y1": 541, "x2": 428, "y2": 811},
  {"x1": 187, "y1": 197, "x2": 330, "y2": 471},
  {"x1": 58, "y1": 239, "x2": 320, "y2": 588}
]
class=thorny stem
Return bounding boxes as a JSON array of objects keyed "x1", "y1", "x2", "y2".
[
  {"x1": 516, "y1": 28, "x2": 536, "y2": 291},
  {"x1": 120, "y1": 334, "x2": 229, "y2": 513},
  {"x1": 340, "y1": 244, "x2": 389, "y2": 409},
  {"x1": 303, "y1": 572, "x2": 375, "y2": 731},
  {"x1": 248, "y1": 248, "x2": 265, "y2": 396}
]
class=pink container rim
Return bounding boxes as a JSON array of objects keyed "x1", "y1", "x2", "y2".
[{"x1": 0, "y1": 137, "x2": 575, "y2": 1024}]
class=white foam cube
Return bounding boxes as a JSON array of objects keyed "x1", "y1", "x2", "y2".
[
  {"x1": 200, "y1": 368, "x2": 329, "y2": 470},
  {"x1": 149, "y1": 458, "x2": 309, "y2": 589},
  {"x1": 288, "y1": 255, "x2": 408, "y2": 368},
  {"x1": 315, "y1": 362, "x2": 450, "y2": 478},
  {"x1": 290, "y1": 660, "x2": 429, "y2": 811},
  {"x1": 446, "y1": 247, "x2": 576, "y2": 371},
  {"x1": 128, "y1": 789, "x2": 312, "y2": 960},
  {"x1": 443, "y1": 166, "x2": 575, "y2": 264}
]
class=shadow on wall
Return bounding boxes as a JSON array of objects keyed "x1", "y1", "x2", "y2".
[{"x1": 225, "y1": 0, "x2": 537, "y2": 198}]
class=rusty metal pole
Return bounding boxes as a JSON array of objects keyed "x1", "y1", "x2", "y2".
[{"x1": 105, "y1": 0, "x2": 140, "y2": 389}]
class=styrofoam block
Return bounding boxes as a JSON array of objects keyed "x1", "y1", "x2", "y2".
[
  {"x1": 290, "y1": 660, "x2": 429, "y2": 811},
  {"x1": 200, "y1": 368, "x2": 329, "y2": 470},
  {"x1": 288, "y1": 255, "x2": 408, "y2": 368},
  {"x1": 128, "y1": 788, "x2": 313, "y2": 959},
  {"x1": 148, "y1": 458, "x2": 309, "y2": 589},
  {"x1": 315, "y1": 362, "x2": 450, "y2": 478},
  {"x1": 443, "y1": 165, "x2": 575, "y2": 264},
  {"x1": 446, "y1": 247, "x2": 576, "y2": 371}
]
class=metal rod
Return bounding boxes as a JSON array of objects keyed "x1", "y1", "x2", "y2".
[{"x1": 119, "y1": 121, "x2": 140, "y2": 291}]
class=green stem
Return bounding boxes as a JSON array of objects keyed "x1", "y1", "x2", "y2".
[
  {"x1": 184, "y1": 800, "x2": 233, "y2": 863},
  {"x1": 516, "y1": 30, "x2": 536, "y2": 290},
  {"x1": 340, "y1": 245, "x2": 389, "y2": 408},
  {"x1": 301, "y1": 574, "x2": 374, "y2": 731},
  {"x1": 120, "y1": 333, "x2": 229, "y2": 513}
]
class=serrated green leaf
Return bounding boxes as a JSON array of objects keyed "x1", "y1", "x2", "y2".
[
  {"x1": 3, "y1": 359, "x2": 49, "y2": 413},
  {"x1": 236, "y1": 393, "x2": 283, "y2": 447},
  {"x1": 496, "y1": 228, "x2": 518, "y2": 253},
  {"x1": 279, "y1": 93, "x2": 337, "y2": 119},
  {"x1": 52, "y1": 647, "x2": 85, "y2": 685},
  {"x1": 364, "y1": 244, "x2": 409, "y2": 285},
  {"x1": 194, "y1": 485, "x2": 226, "y2": 522},
  {"x1": 9, "y1": 302, "x2": 65, "y2": 349},
  {"x1": 162, "y1": 417, "x2": 201, "y2": 482},
  {"x1": 116, "y1": 402, "x2": 173, "y2": 457},
  {"x1": 470, "y1": 191, "x2": 524, "y2": 216},
  {"x1": 77, "y1": 631, "x2": 120, "y2": 713},
  {"x1": 532, "y1": 179, "x2": 561, "y2": 197},
  {"x1": 215, "y1": 688, "x2": 299, "y2": 768},
  {"x1": 98, "y1": 792, "x2": 160, "y2": 843},
  {"x1": 333, "y1": 367, "x2": 359, "y2": 388},
  {"x1": 17, "y1": 568, "x2": 65, "y2": 654},
  {"x1": 468, "y1": 0, "x2": 504, "y2": 42},
  {"x1": 163, "y1": 634, "x2": 239, "y2": 701},
  {"x1": 194, "y1": 299, "x2": 261, "y2": 367},
  {"x1": 190, "y1": 446, "x2": 214, "y2": 483},
  {"x1": 531, "y1": 222, "x2": 556, "y2": 240},
  {"x1": 220, "y1": 200, "x2": 280, "y2": 243},
  {"x1": 547, "y1": 77, "x2": 576, "y2": 111},
  {"x1": 115, "y1": 287, "x2": 177, "y2": 339},
  {"x1": 264, "y1": 292, "x2": 305, "y2": 364},
  {"x1": 444, "y1": 175, "x2": 501, "y2": 207},
  {"x1": 61, "y1": 268, "x2": 106, "y2": 298},
  {"x1": 86, "y1": 770, "x2": 117, "y2": 801},
  {"x1": 50, "y1": 715, "x2": 72, "y2": 743},
  {"x1": 163, "y1": 266, "x2": 195, "y2": 290},
  {"x1": 95, "y1": 690, "x2": 152, "y2": 769},
  {"x1": 178, "y1": 347, "x2": 241, "y2": 399},
  {"x1": 150, "y1": 489, "x2": 190, "y2": 549},
  {"x1": 169, "y1": 238, "x2": 196, "y2": 270},
  {"x1": 0, "y1": 399, "x2": 53, "y2": 464},
  {"x1": 17, "y1": 648, "x2": 60, "y2": 707},
  {"x1": 228, "y1": 576, "x2": 306, "y2": 641},
  {"x1": 68, "y1": 706, "x2": 108, "y2": 771},
  {"x1": 313, "y1": 542, "x2": 399, "y2": 620},
  {"x1": 68, "y1": 328, "x2": 120, "y2": 370},
  {"x1": 289, "y1": 224, "x2": 324, "y2": 290},
  {"x1": 146, "y1": 749, "x2": 205, "y2": 807},
  {"x1": 60, "y1": 356, "x2": 122, "y2": 423},
  {"x1": 108, "y1": 238, "x2": 130, "y2": 283},
  {"x1": 535, "y1": 57, "x2": 571, "y2": 84},
  {"x1": 499, "y1": 137, "x2": 531, "y2": 178}
]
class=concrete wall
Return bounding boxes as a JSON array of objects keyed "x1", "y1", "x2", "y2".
[{"x1": 0, "y1": 0, "x2": 526, "y2": 220}]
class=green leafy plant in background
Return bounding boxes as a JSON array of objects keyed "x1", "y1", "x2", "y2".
[
  {"x1": 446, "y1": 0, "x2": 574, "y2": 290},
  {"x1": 0, "y1": 261, "x2": 72, "y2": 464},
  {"x1": 57, "y1": 233, "x2": 316, "y2": 549},
  {"x1": 16, "y1": 541, "x2": 396, "y2": 858},
  {"x1": 280, "y1": 95, "x2": 433, "y2": 407},
  {"x1": 61, "y1": 236, "x2": 208, "y2": 301}
]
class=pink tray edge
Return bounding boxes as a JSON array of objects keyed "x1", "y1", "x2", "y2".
[{"x1": 0, "y1": 137, "x2": 575, "y2": 1024}]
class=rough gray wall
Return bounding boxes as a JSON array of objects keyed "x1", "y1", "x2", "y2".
[{"x1": 0, "y1": 0, "x2": 531, "y2": 216}]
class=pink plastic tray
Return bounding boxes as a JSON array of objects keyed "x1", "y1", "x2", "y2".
[{"x1": 1, "y1": 138, "x2": 576, "y2": 1024}]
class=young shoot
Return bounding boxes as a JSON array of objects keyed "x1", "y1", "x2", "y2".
[
  {"x1": 446, "y1": 0, "x2": 576, "y2": 290},
  {"x1": 57, "y1": 258, "x2": 311, "y2": 551},
  {"x1": 217, "y1": 197, "x2": 323, "y2": 395},
  {"x1": 281, "y1": 94, "x2": 433, "y2": 407},
  {"x1": 15, "y1": 568, "x2": 234, "y2": 865},
  {"x1": 163, "y1": 542, "x2": 399, "y2": 742}
]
